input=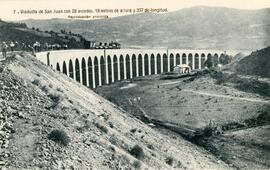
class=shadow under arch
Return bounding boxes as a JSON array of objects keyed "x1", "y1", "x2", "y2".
[
  {"x1": 163, "y1": 53, "x2": 168, "y2": 72},
  {"x1": 62, "y1": 61, "x2": 67, "y2": 75},
  {"x1": 100, "y1": 56, "x2": 106, "y2": 85},
  {"x1": 150, "y1": 54, "x2": 155, "y2": 74},
  {"x1": 107, "y1": 55, "x2": 112, "y2": 84},
  {"x1": 176, "y1": 53, "x2": 180, "y2": 65},
  {"x1": 113, "y1": 55, "x2": 118, "y2": 81},
  {"x1": 94, "y1": 57, "x2": 99, "y2": 87},
  {"x1": 195, "y1": 53, "x2": 199, "y2": 69},
  {"x1": 144, "y1": 54, "x2": 149, "y2": 76},
  {"x1": 213, "y1": 53, "x2": 219, "y2": 66},
  {"x1": 132, "y1": 54, "x2": 136, "y2": 78},
  {"x1": 138, "y1": 54, "x2": 143, "y2": 76},
  {"x1": 126, "y1": 55, "x2": 131, "y2": 79},
  {"x1": 188, "y1": 53, "x2": 193, "y2": 69},
  {"x1": 81, "y1": 58, "x2": 87, "y2": 85},
  {"x1": 88, "y1": 57, "x2": 93, "y2": 88},
  {"x1": 157, "y1": 54, "x2": 161, "y2": 74},
  {"x1": 75, "y1": 58, "x2": 80, "y2": 82},
  {"x1": 119, "y1": 55, "x2": 124, "y2": 80},
  {"x1": 169, "y1": 53, "x2": 174, "y2": 71},
  {"x1": 205, "y1": 53, "x2": 213, "y2": 68},
  {"x1": 69, "y1": 59, "x2": 74, "y2": 78},
  {"x1": 201, "y1": 53, "x2": 206, "y2": 69},
  {"x1": 56, "y1": 62, "x2": 60, "y2": 71},
  {"x1": 182, "y1": 53, "x2": 187, "y2": 64}
]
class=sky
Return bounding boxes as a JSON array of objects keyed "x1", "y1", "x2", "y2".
[{"x1": 1, "y1": 0, "x2": 270, "y2": 21}]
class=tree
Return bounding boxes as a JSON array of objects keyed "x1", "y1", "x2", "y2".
[{"x1": 219, "y1": 55, "x2": 232, "y2": 65}]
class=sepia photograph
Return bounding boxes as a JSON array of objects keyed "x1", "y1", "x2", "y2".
[{"x1": 0, "y1": 0, "x2": 269, "y2": 169}]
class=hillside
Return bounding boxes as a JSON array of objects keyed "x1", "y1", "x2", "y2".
[
  {"x1": 0, "y1": 53, "x2": 229, "y2": 169},
  {"x1": 22, "y1": 6, "x2": 270, "y2": 49},
  {"x1": 0, "y1": 20, "x2": 85, "y2": 50},
  {"x1": 230, "y1": 46, "x2": 270, "y2": 77}
]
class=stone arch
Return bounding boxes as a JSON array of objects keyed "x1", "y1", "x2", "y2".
[
  {"x1": 188, "y1": 53, "x2": 193, "y2": 69},
  {"x1": 75, "y1": 58, "x2": 80, "y2": 82},
  {"x1": 132, "y1": 54, "x2": 136, "y2": 78},
  {"x1": 81, "y1": 58, "x2": 87, "y2": 85},
  {"x1": 201, "y1": 53, "x2": 206, "y2": 68},
  {"x1": 69, "y1": 59, "x2": 74, "y2": 78},
  {"x1": 144, "y1": 54, "x2": 149, "y2": 76},
  {"x1": 100, "y1": 56, "x2": 106, "y2": 85},
  {"x1": 107, "y1": 55, "x2": 112, "y2": 83},
  {"x1": 204, "y1": 53, "x2": 213, "y2": 68},
  {"x1": 94, "y1": 57, "x2": 99, "y2": 87},
  {"x1": 119, "y1": 55, "x2": 124, "y2": 80},
  {"x1": 88, "y1": 57, "x2": 93, "y2": 88},
  {"x1": 56, "y1": 62, "x2": 60, "y2": 71},
  {"x1": 150, "y1": 54, "x2": 155, "y2": 75},
  {"x1": 169, "y1": 53, "x2": 174, "y2": 71},
  {"x1": 213, "y1": 53, "x2": 219, "y2": 66},
  {"x1": 219, "y1": 53, "x2": 228, "y2": 65},
  {"x1": 157, "y1": 54, "x2": 161, "y2": 74},
  {"x1": 126, "y1": 55, "x2": 131, "y2": 79},
  {"x1": 176, "y1": 53, "x2": 180, "y2": 65},
  {"x1": 195, "y1": 53, "x2": 199, "y2": 69},
  {"x1": 138, "y1": 54, "x2": 143, "y2": 76},
  {"x1": 113, "y1": 55, "x2": 118, "y2": 81},
  {"x1": 163, "y1": 54, "x2": 168, "y2": 72},
  {"x1": 182, "y1": 53, "x2": 187, "y2": 64},
  {"x1": 62, "y1": 61, "x2": 67, "y2": 75}
]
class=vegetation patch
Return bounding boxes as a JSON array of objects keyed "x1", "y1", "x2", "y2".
[
  {"x1": 210, "y1": 70, "x2": 270, "y2": 97},
  {"x1": 48, "y1": 129, "x2": 70, "y2": 146},
  {"x1": 132, "y1": 160, "x2": 142, "y2": 169},
  {"x1": 129, "y1": 145, "x2": 144, "y2": 160},
  {"x1": 48, "y1": 93, "x2": 62, "y2": 103},
  {"x1": 165, "y1": 157, "x2": 174, "y2": 166},
  {"x1": 32, "y1": 79, "x2": 40, "y2": 86},
  {"x1": 95, "y1": 122, "x2": 108, "y2": 133}
]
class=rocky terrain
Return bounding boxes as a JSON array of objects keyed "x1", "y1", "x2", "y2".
[{"x1": 0, "y1": 53, "x2": 230, "y2": 169}]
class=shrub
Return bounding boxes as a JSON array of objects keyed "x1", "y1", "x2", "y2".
[
  {"x1": 32, "y1": 79, "x2": 40, "y2": 86},
  {"x1": 48, "y1": 93, "x2": 61, "y2": 103},
  {"x1": 95, "y1": 122, "x2": 108, "y2": 133},
  {"x1": 133, "y1": 160, "x2": 142, "y2": 169},
  {"x1": 165, "y1": 157, "x2": 174, "y2": 166},
  {"x1": 202, "y1": 122, "x2": 217, "y2": 137},
  {"x1": 130, "y1": 128, "x2": 137, "y2": 133},
  {"x1": 130, "y1": 145, "x2": 144, "y2": 160},
  {"x1": 41, "y1": 85, "x2": 49, "y2": 93},
  {"x1": 56, "y1": 87, "x2": 64, "y2": 92},
  {"x1": 48, "y1": 129, "x2": 70, "y2": 146}
]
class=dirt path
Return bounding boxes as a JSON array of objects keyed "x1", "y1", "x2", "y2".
[
  {"x1": 183, "y1": 89, "x2": 270, "y2": 104},
  {"x1": 159, "y1": 80, "x2": 182, "y2": 86}
]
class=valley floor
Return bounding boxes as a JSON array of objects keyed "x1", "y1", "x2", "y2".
[{"x1": 95, "y1": 71, "x2": 270, "y2": 169}]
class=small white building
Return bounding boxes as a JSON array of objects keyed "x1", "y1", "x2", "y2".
[{"x1": 173, "y1": 64, "x2": 191, "y2": 74}]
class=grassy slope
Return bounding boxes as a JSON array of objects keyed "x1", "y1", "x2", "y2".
[
  {"x1": 0, "y1": 53, "x2": 229, "y2": 169},
  {"x1": 0, "y1": 20, "x2": 84, "y2": 49},
  {"x1": 233, "y1": 46, "x2": 270, "y2": 77}
]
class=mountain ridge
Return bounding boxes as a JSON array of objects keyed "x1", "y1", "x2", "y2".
[{"x1": 17, "y1": 6, "x2": 270, "y2": 50}]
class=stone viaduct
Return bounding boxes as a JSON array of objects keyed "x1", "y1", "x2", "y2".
[{"x1": 36, "y1": 49, "x2": 234, "y2": 88}]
